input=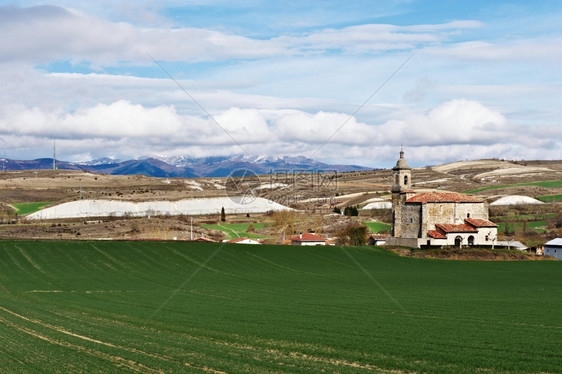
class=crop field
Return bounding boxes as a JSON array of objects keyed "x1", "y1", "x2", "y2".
[
  {"x1": 0, "y1": 241, "x2": 560, "y2": 373},
  {"x1": 200, "y1": 222, "x2": 270, "y2": 239},
  {"x1": 493, "y1": 213, "x2": 554, "y2": 234},
  {"x1": 363, "y1": 221, "x2": 392, "y2": 233},
  {"x1": 465, "y1": 180, "x2": 562, "y2": 194},
  {"x1": 537, "y1": 194, "x2": 562, "y2": 202},
  {"x1": 11, "y1": 202, "x2": 52, "y2": 215}
]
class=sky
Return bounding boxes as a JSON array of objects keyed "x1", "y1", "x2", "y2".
[{"x1": 0, "y1": 0, "x2": 561, "y2": 168}]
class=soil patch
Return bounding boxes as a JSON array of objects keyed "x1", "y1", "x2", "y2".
[{"x1": 387, "y1": 247, "x2": 553, "y2": 261}]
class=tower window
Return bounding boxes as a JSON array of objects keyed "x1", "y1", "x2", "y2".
[
  {"x1": 467, "y1": 213, "x2": 471, "y2": 218},
  {"x1": 404, "y1": 175, "x2": 408, "y2": 185}
]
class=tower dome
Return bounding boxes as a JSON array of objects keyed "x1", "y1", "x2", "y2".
[{"x1": 393, "y1": 149, "x2": 411, "y2": 170}]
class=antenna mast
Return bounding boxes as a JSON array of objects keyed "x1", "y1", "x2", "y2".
[{"x1": 53, "y1": 138, "x2": 56, "y2": 170}]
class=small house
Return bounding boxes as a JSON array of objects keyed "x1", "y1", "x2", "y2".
[
  {"x1": 290, "y1": 233, "x2": 327, "y2": 246},
  {"x1": 544, "y1": 238, "x2": 562, "y2": 260}
]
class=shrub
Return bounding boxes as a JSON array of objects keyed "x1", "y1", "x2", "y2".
[
  {"x1": 336, "y1": 224, "x2": 368, "y2": 246},
  {"x1": 343, "y1": 205, "x2": 359, "y2": 216}
]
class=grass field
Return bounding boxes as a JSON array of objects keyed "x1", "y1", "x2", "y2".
[
  {"x1": 492, "y1": 214, "x2": 554, "y2": 234},
  {"x1": 363, "y1": 221, "x2": 392, "y2": 233},
  {"x1": 465, "y1": 180, "x2": 562, "y2": 194},
  {"x1": 0, "y1": 241, "x2": 560, "y2": 373},
  {"x1": 11, "y1": 202, "x2": 52, "y2": 215},
  {"x1": 537, "y1": 194, "x2": 562, "y2": 202},
  {"x1": 200, "y1": 222, "x2": 270, "y2": 239}
]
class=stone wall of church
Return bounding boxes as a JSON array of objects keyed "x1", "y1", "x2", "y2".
[
  {"x1": 399, "y1": 204, "x2": 422, "y2": 238},
  {"x1": 424, "y1": 202, "x2": 488, "y2": 230}
]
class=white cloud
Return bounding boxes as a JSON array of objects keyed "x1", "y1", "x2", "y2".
[
  {"x1": 276, "y1": 21, "x2": 483, "y2": 54},
  {"x1": 378, "y1": 99, "x2": 510, "y2": 146},
  {"x1": 425, "y1": 37, "x2": 562, "y2": 62},
  {"x1": 0, "y1": 4, "x2": 560, "y2": 167},
  {"x1": 0, "y1": 5, "x2": 489, "y2": 66},
  {"x1": 0, "y1": 5, "x2": 285, "y2": 65},
  {"x1": 0, "y1": 98, "x2": 559, "y2": 167}
]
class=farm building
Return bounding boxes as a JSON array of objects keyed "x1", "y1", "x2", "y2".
[
  {"x1": 544, "y1": 238, "x2": 562, "y2": 260},
  {"x1": 386, "y1": 150, "x2": 498, "y2": 248},
  {"x1": 290, "y1": 232, "x2": 328, "y2": 246}
]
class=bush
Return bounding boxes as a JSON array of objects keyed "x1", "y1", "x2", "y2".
[
  {"x1": 343, "y1": 205, "x2": 359, "y2": 216},
  {"x1": 547, "y1": 206, "x2": 562, "y2": 229},
  {"x1": 336, "y1": 224, "x2": 368, "y2": 246}
]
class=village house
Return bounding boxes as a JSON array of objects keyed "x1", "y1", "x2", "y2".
[
  {"x1": 290, "y1": 232, "x2": 328, "y2": 246},
  {"x1": 544, "y1": 238, "x2": 562, "y2": 260},
  {"x1": 386, "y1": 150, "x2": 498, "y2": 248}
]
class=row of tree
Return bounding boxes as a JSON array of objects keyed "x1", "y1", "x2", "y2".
[{"x1": 333, "y1": 205, "x2": 359, "y2": 216}]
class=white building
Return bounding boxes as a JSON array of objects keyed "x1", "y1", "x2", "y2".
[
  {"x1": 386, "y1": 150, "x2": 498, "y2": 248},
  {"x1": 544, "y1": 238, "x2": 562, "y2": 260},
  {"x1": 290, "y1": 233, "x2": 328, "y2": 246}
]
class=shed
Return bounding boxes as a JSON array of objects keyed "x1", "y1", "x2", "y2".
[{"x1": 544, "y1": 238, "x2": 562, "y2": 260}]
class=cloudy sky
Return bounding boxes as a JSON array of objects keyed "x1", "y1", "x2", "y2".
[{"x1": 1, "y1": 0, "x2": 561, "y2": 167}]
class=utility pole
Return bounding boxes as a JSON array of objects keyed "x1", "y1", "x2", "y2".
[{"x1": 190, "y1": 217, "x2": 193, "y2": 240}]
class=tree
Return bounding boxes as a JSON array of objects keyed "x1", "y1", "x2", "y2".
[
  {"x1": 336, "y1": 224, "x2": 368, "y2": 246},
  {"x1": 333, "y1": 206, "x2": 341, "y2": 214},
  {"x1": 343, "y1": 205, "x2": 359, "y2": 216},
  {"x1": 547, "y1": 206, "x2": 562, "y2": 229},
  {"x1": 220, "y1": 207, "x2": 226, "y2": 222}
]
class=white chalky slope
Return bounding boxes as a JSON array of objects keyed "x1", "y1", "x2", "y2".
[{"x1": 27, "y1": 197, "x2": 291, "y2": 220}]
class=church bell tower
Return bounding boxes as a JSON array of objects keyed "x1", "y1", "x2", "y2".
[
  {"x1": 391, "y1": 149, "x2": 413, "y2": 237},
  {"x1": 392, "y1": 149, "x2": 412, "y2": 193}
]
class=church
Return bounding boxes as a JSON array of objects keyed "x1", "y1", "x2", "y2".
[{"x1": 386, "y1": 150, "x2": 498, "y2": 248}]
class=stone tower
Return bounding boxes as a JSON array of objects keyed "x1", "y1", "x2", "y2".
[{"x1": 391, "y1": 149, "x2": 413, "y2": 237}]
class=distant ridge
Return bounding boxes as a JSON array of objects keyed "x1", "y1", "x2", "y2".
[{"x1": 0, "y1": 155, "x2": 372, "y2": 178}]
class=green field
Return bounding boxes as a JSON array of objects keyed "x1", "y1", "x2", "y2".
[
  {"x1": 200, "y1": 222, "x2": 270, "y2": 239},
  {"x1": 11, "y1": 202, "x2": 52, "y2": 215},
  {"x1": 465, "y1": 180, "x2": 562, "y2": 194},
  {"x1": 493, "y1": 214, "x2": 554, "y2": 234},
  {"x1": 537, "y1": 194, "x2": 562, "y2": 202},
  {"x1": 363, "y1": 221, "x2": 392, "y2": 233},
  {"x1": 0, "y1": 241, "x2": 560, "y2": 373}
]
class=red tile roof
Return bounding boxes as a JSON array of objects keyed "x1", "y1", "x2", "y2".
[
  {"x1": 289, "y1": 233, "x2": 327, "y2": 242},
  {"x1": 406, "y1": 192, "x2": 483, "y2": 204},
  {"x1": 427, "y1": 230, "x2": 446, "y2": 239},
  {"x1": 435, "y1": 223, "x2": 478, "y2": 233},
  {"x1": 465, "y1": 218, "x2": 497, "y2": 227}
]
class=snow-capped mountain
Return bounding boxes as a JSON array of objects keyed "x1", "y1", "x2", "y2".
[{"x1": 1, "y1": 155, "x2": 372, "y2": 178}]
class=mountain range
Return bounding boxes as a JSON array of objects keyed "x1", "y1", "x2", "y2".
[{"x1": 0, "y1": 155, "x2": 372, "y2": 178}]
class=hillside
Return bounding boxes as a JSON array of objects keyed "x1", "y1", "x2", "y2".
[
  {"x1": 0, "y1": 241, "x2": 560, "y2": 373},
  {"x1": 0, "y1": 158, "x2": 561, "y2": 243}
]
